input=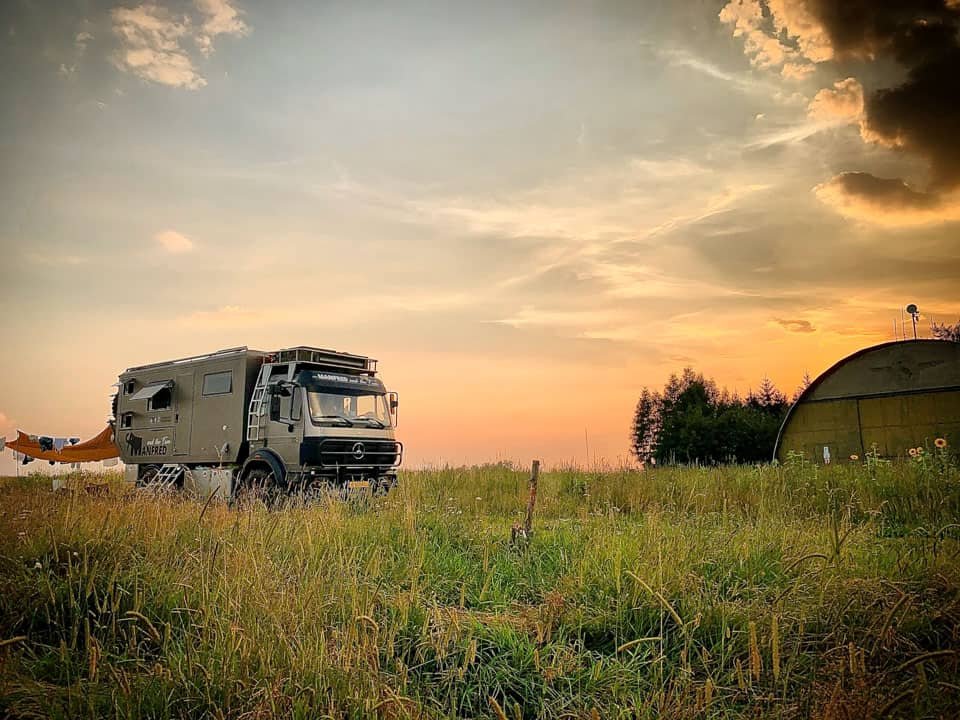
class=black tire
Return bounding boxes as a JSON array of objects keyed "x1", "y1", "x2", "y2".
[
  {"x1": 235, "y1": 466, "x2": 283, "y2": 508},
  {"x1": 137, "y1": 464, "x2": 162, "y2": 487}
]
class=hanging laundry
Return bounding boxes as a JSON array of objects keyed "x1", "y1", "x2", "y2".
[
  {"x1": 53, "y1": 438, "x2": 68, "y2": 452},
  {"x1": 4, "y1": 426, "x2": 119, "y2": 463},
  {"x1": 69, "y1": 438, "x2": 80, "y2": 445},
  {"x1": 0, "y1": 436, "x2": 5, "y2": 452}
]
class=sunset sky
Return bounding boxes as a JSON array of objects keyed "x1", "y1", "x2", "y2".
[{"x1": 2, "y1": 0, "x2": 959, "y2": 472}]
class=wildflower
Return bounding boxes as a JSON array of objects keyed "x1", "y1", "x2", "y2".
[
  {"x1": 475, "y1": 497, "x2": 482, "y2": 501},
  {"x1": 34, "y1": 561, "x2": 42, "y2": 570},
  {"x1": 916, "y1": 447, "x2": 924, "y2": 455},
  {"x1": 935, "y1": 438, "x2": 948, "y2": 449},
  {"x1": 849, "y1": 454, "x2": 859, "y2": 461},
  {"x1": 908, "y1": 447, "x2": 918, "y2": 457}
]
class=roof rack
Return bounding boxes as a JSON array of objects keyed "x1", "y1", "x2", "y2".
[
  {"x1": 273, "y1": 346, "x2": 377, "y2": 374},
  {"x1": 125, "y1": 346, "x2": 257, "y2": 373}
]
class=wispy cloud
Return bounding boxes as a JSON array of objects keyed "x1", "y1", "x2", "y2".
[
  {"x1": 659, "y1": 47, "x2": 775, "y2": 95},
  {"x1": 774, "y1": 317, "x2": 816, "y2": 333},
  {"x1": 24, "y1": 251, "x2": 88, "y2": 266}
]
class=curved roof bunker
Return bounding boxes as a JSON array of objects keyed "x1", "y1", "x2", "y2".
[{"x1": 774, "y1": 340, "x2": 960, "y2": 463}]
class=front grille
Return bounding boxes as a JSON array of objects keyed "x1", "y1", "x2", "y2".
[{"x1": 304, "y1": 438, "x2": 403, "y2": 468}]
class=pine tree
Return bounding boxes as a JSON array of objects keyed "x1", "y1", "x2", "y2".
[
  {"x1": 630, "y1": 387, "x2": 662, "y2": 465},
  {"x1": 749, "y1": 376, "x2": 787, "y2": 409}
]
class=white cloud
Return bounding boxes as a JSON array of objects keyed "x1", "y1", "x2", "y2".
[
  {"x1": 111, "y1": 1, "x2": 249, "y2": 89},
  {"x1": 111, "y1": 4, "x2": 205, "y2": 89},
  {"x1": 719, "y1": 0, "x2": 831, "y2": 80},
  {"x1": 194, "y1": 0, "x2": 249, "y2": 56},
  {"x1": 75, "y1": 30, "x2": 94, "y2": 55},
  {"x1": 155, "y1": 230, "x2": 195, "y2": 253},
  {"x1": 807, "y1": 78, "x2": 864, "y2": 124}
]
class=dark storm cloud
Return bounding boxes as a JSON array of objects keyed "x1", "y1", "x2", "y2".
[
  {"x1": 825, "y1": 172, "x2": 939, "y2": 208},
  {"x1": 802, "y1": 0, "x2": 960, "y2": 213}
]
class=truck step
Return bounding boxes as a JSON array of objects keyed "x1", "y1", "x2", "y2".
[{"x1": 147, "y1": 463, "x2": 184, "y2": 489}]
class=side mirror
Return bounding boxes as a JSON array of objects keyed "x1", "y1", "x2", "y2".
[{"x1": 388, "y1": 391, "x2": 399, "y2": 428}]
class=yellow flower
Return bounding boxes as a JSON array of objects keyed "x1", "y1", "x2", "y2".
[
  {"x1": 908, "y1": 447, "x2": 918, "y2": 457},
  {"x1": 935, "y1": 437, "x2": 948, "y2": 449},
  {"x1": 849, "y1": 454, "x2": 859, "y2": 461},
  {"x1": 916, "y1": 446, "x2": 925, "y2": 455}
]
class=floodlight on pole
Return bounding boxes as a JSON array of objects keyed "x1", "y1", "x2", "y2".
[{"x1": 906, "y1": 303, "x2": 919, "y2": 340}]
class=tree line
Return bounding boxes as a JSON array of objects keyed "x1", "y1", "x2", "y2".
[{"x1": 631, "y1": 369, "x2": 806, "y2": 466}]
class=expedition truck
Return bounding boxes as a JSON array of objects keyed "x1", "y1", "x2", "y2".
[{"x1": 114, "y1": 346, "x2": 401, "y2": 499}]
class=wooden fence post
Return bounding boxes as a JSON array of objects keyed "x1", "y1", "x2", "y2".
[{"x1": 512, "y1": 460, "x2": 540, "y2": 546}]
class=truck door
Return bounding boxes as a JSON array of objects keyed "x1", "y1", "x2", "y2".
[
  {"x1": 174, "y1": 370, "x2": 194, "y2": 456},
  {"x1": 265, "y1": 385, "x2": 303, "y2": 468}
]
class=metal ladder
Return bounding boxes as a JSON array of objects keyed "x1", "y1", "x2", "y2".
[
  {"x1": 246, "y1": 386, "x2": 266, "y2": 441},
  {"x1": 151, "y1": 464, "x2": 184, "y2": 489},
  {"x1": 247, "y1": 375, "x2": 268, "y2": 441}
]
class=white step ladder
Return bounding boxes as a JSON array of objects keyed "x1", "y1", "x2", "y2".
[
  {"x1": 151, "y1": 464, "x2": 183, "y2": 489},
  {"x1": 247, "y1": 385, "x2": 267, "y2": 441}
]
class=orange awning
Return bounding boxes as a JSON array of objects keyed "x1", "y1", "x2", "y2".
[{"x1": 5, "y1": 425, "x2": 120, "y2": 463}]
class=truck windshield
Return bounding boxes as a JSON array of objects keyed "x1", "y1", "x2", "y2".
[{"x1": 307, "y1": 390, "x2": 392, "y2": 428}]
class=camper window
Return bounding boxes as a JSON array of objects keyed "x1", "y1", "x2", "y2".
[
  {"x1": 148, "y1": 387, "x2": 172, "y2": 411},
  {"x1": 202, "y1": 371, "x2": 233, "y2": 396}
]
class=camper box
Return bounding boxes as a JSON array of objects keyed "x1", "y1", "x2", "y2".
[{"x1": 115, "y1": 347, "x2": 265, "y2": 465}]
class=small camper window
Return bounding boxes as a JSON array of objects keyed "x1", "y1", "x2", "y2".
[
  {"x1": 148, "y1": 387, "x2": 172, "y2": 411},
  {"x1": 130, "y1": 381, "x2": 173, "y2": 405},
  {"x1": 202, "y1": 371, "x2": 233, "y2": 396}
]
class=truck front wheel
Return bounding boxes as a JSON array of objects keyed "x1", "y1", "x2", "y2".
[{"x1": 235, "y1": 466, "x2": 283, "y2": 508}]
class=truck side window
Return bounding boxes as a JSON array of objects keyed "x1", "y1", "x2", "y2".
[
  {"x1": 202, "y1": 371, "x2": 233, "y2": 396},
  {"x1": 291, "y1": 389, "x2": 302, "y2": 421}
]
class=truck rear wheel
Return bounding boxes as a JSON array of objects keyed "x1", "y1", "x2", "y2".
[{"x1": 137, "y1": 464, "x2": 162, "y2": 486}]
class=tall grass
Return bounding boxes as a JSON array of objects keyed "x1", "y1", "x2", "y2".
[{"x1": 1, "y1": 454, "x2": 958, "y2": 718}]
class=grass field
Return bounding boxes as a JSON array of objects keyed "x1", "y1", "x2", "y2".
[{"x1": 1, "y1": 452, "x2": 959, "y2": 719}]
